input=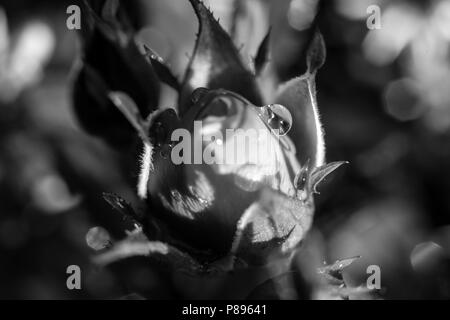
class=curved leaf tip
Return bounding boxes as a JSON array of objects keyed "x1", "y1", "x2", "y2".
[
  {"x1": 306, "y1": 30, "x2": 326, "y2": 75},
  {"x1": 310, "y1": 161, "x2": 349, "y2": 194}
]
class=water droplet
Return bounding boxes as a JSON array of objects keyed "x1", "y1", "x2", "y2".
[
  {"x1": 86, "y1": 227, "x2": 111, "y2": 251},
  {"x1": 260, "y1": 104, "x2": 293, "y2": 136}
]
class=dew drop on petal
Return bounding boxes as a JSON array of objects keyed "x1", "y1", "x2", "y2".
[
  {"x1": 86, "y1": 226, "x2": 111, "y2": 251},
  {"x1": 262, "y1": 104, "x2": 293, "y2": 136},
  {"x1": 198, "y1": 197, "x2": 209, "y2": 206}
]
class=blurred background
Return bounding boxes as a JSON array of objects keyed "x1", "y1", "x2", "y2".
[{"x1": 0, "y1": 0, "x2": 450, "y2": 299}]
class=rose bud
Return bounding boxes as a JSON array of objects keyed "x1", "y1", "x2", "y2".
[{"x1": 79, "y1": 0, "x2": 346, "y2": 274}]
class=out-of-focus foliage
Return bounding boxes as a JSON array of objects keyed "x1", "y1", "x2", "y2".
[{"x1": 1, "y1": 0, "x2": 450, "y2": 299}]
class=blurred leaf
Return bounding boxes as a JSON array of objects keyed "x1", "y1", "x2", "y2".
[
  {"x1": 93, "y1": 229, "x2": 207, "y2": 276},
  {"x1": 229, "y1": 0, "x2": 270, "y2": 68},
  {"x1": 108, "y1": 91, "x2": 151, "y2": 146},
  {"x1": 314, "y1": 256, "x2": 382, "y2": 300},
  {"x1": 82, "y1": 64, "x2": 110, "y2": 103},
  {"x1": 81, "y1": 0, "x2": 132, "y2": 39},
  {"x1": 247, "y1": 272, "x2": 310, "y2": 300},
  {"x1": 119, "y1": 293, "x2": 146, "y2": 300},
  {"x1": 73, "y1": 0, "x2": 160, "y2": 149},
  {"x1": 247, "y1": 272, "x2": 293, "y2": 300},
  {"x1": 101, "y1": 0, "x2": 120, "y2": 23},
  {"x1": 143, "y1": 45, "x2": 180, "y2": 91},
  {"x1": 310, "y1": 161, "x2": 348, "y2": 194},
  {"x1": 103, "y1": 192, "x2": 142, "y2": 224},
  {"x1": 73, "y1": 64, "x2": 137, "y2": 147},
  {"x1": 253, "y1": 27, "x2": 271, "y2": 76}
]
